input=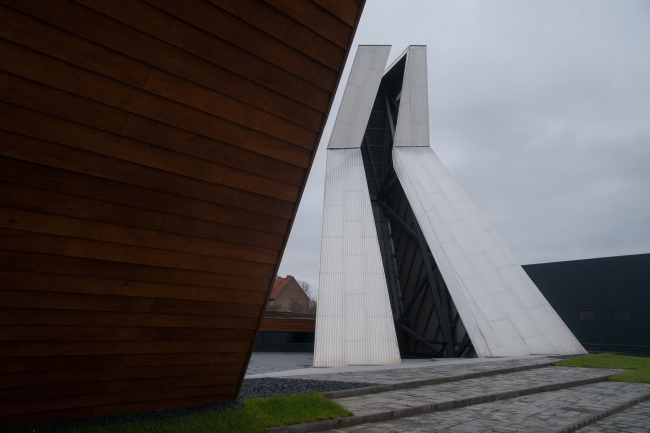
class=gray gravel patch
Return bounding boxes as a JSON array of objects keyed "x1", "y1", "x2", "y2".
[
  {"x1": 241, "y1": 377, "x2": 378, "y2": 399},
  {"x1": 3, "y1": 378, "x2": 376, "y2": 433}
]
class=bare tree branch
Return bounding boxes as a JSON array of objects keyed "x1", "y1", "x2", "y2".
[{"x1": 296, "y1": 279, "x2": 317, "y2": 313}]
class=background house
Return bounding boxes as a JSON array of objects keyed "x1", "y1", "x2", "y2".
[{"x1": 267, "y1": 275, "x2": 310, "y2": 313}]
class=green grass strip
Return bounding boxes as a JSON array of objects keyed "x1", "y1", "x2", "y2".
[
  {"x1": 68, "y1": 392, "x2": 352, "y2": 433},
  {"x1": 554, "y1": 353, "x2": 650, "y2": 383}
]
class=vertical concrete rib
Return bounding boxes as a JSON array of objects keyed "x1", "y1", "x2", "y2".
[
  {"x1": 394, "y1": 46, "x2": 429, "y2": 148},
  {"x1": 328, "y1": 45, "x2": 392, "y2": 149},
  {"x1": 315, "y1": 149, "x2": 401, "y2": 366},
  {"x1": 315, "y1": 45, "x2": 400, "y2": 367},
  {"x1": 393, "y1": 144, "x2": 586, "y2": 357}
]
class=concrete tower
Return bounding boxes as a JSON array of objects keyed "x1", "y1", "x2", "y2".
[{"x1": 314, "y1": 45, "x2": 586, "y2": 367}]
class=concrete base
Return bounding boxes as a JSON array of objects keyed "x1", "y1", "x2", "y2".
[{"x1": 245, "y1": 353, "x2": 554, "y2": 379}]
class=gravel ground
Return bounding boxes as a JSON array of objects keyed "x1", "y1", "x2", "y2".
[{"x1": 4, "y1": 378, "x2": 376, "y2": 433}]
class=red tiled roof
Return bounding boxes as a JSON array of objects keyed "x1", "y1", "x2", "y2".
[{"x1": 269, "y1": 276, "x2": 292, "y2": 299}]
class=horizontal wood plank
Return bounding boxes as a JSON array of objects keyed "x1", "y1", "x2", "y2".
[
  {"x1": 0, "y1": 353, "x2": 250, "y2": 373},
  {"x1": 0, "y1": 206, "x2": 279, "y2": 264},
  {"x1": 0, "y1": 250, "x2": 271, "y2": 291},
  {"x1": 121, "y1": 113, "x2": 312, "y2": 172},
  {"x1": 0, "y1": 310, "x2": 259, "y2": 333},
  {"x1": 0, "y1": 383, "x2": 239, "y2": 416},
  {"x1": 0, "y1": 160, "x2": 291, "y2": 236},
  {"x1": 1, "y1": 0, "x2": 270, "y2": 108},
  {"x1": 165, "y1": 19, "x2": 333, "y2": 104},
  {"x1": 3, "y1": 0, "x2": 331, "y2": 111},
  {"x1": 0, "y1": 271, "x2": 269, "y2": 305},
  {"x1": 0, "y1": 183, "x2": 287, "y2": 251},
  {"x1": 208, "y1": 0, "x2": 345, "y2": 70},
  {"x1": 0, "y1": 38, "x2": 319, "y2": 154},
  {"x1": 0, "y1": 289, "x2": 264, "y2": 316},
  {"x1": 144, "y1": 67, "x2": 320, "y2": 141},
  {"x1": 314, "y1": 0, "x2": 360, "y2": 26},
  {"x1": 143, "y1": 0, "x2": 339, "y2": 89},
  {"x1": 0, "y1": 362, "x2": 243, "y2": 388},
  {"x1": 0, "y1": 228, "x2": 277, "y2": 278},
  {"x1": 0, "y1": 129, "x2": 296, "y2": 218},
  {"x1": 263, "y1": 0, "x2": 352, "y2": 48},
  {"x1": 1, "y1": 373, "x2": 243, "y2": 404},
  {"x1": 0, "y1": 339, "x2": 254, "y2": 357},
  {"x1": 0, "y1": 325, "x2": 257, "y2": 343},
  {"x1": 0, "y1": 2, "x2": 325, "y2": 131},
  {"x1": 0, "y1": 4, "x2": 151, "y2": 87}
]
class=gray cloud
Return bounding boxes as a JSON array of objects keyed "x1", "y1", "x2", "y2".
[{"x1": 279, "y1": 0, "x2": 650, "y2": 295}]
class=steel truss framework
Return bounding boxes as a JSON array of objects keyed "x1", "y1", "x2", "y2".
[{"x1": 360, "y1": 57, "x2": 470, "y2": 357}]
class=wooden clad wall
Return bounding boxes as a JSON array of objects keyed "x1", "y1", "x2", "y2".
[
  {"x1": 260, "y1": 311, "x2": 316, "y2": 333},
  {"x1": 0, "y1": 0, "x2": 364, "y2": 426}
]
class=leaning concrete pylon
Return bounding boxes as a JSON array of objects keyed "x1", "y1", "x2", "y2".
[
  {"x1": 314, "y1": 45, "x2": 585, "y2": 366},
  {"x1": 314, "y1": 46, "x2": 401, "y2": 367}
]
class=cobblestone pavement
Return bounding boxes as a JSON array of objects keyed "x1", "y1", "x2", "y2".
[
  {"x1": 334, "y1": 367, "x2": 620, "y2": 416},
  {"x1": 577, "y1": 399, "x2": 650, "y2": 432},
  {"x1": 324, "y1": 382, "x2": 650, "y2": 432},
  {"x1": 278, "y1": 357, "x2": 558, "y2": 384}
]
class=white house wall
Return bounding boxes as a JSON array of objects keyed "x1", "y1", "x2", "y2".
[{"x1": 314, "y1": 149, "x2": 401, "y2": 367}]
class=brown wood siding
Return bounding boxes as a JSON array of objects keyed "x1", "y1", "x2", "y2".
[
  {"x1": 260, "y1": 319, "x2": 316, "y2": 333},
  {"x1": 0, "y1": 0, "x2": 364, "y2": 426},
  {"x1": 259, "y1": 311, "x2": 316, "y2": 332}
]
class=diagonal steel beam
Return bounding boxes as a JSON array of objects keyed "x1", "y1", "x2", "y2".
[
  {"x1": 384, "y1": 95, "x2": 396, "y2": 140},
  {"x1": 414, "y1": 222, "x2": 455, "y2": 357},
  {"x1": 379, "y1": 173, "x2": 400, "y2": 198},
  {"x1": 455, "y1": 332, "x2": 472, "y2": 357},
  {"x1": 398, "y1": 233, "x2": 418, "y2": 290},
  {"x1": 378, "y1": 207, "x2": 402, "y2": 317},
  {"x1": 398, "y1": 323, "x2": 441, "y2": 354},
  {"x1": 363, "y1": 133, "x2": 381, "y2": 193},
  {"x1": 398, "y1": 274, "x2": 427, "y2": 322},
  {"x1": 379, "y1": 201, "x2": 418, "y2": 241}
]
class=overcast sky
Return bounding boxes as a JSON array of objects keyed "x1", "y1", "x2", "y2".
[{"x1": 278, "y1": 0, "x2": 650, "y2": 294}]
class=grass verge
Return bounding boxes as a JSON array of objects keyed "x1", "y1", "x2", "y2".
[
  {"x1": 68, "y1": 392, "x2": 352, "y2": 433},
  {"x1": 554, "y1": 353, "x2": 650, "y2": 383}
]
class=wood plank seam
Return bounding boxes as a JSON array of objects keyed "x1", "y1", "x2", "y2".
[{"x1": 0, "y1": 180, "x2": 290, "y2": 238}]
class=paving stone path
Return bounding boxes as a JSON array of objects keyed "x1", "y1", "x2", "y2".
[
  {"x1": 333, "y1": 367, "x2": 619, "y2": 416},
  {"x1": 280, "y1": 357, "x2": 556, "y2": 384},
  {"x1": 577, "y1": 399, "x2": 650, "y2": 433},
  {"x1": 323, "y1": 382, "x2": 650, "y2": 432},
  {"x1": 268, "y1": 357, "x2": 650, "y2": 433}
]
